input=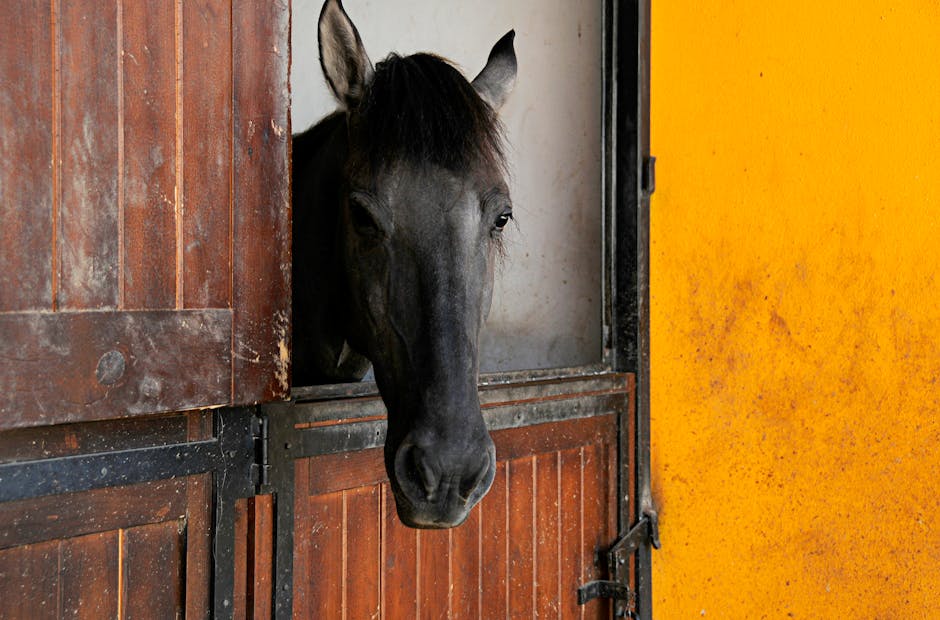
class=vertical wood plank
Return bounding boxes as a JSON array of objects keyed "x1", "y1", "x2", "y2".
[
  {"x1": 382, "y1": 483, "x2": 418, "y2": 618},
  {"x1": 231, "y1": 0, "x2": 290, "y2": 402},
  {"x1": 536, "y1": 451, "x2": 562, "y2": 619},
  {"x1": 182, "y1": 0, "x2": 233, "y2": 309},
  {"x1": 0, "y1": 1, "x2": 53, "y2": 312},
  {"x1": 581, "y1": 443, "x2": 611, "y2": 619},
  {"x1": 232, "y1": 498, "x2": 250, "y2": 620},
  {"x1": 449, "y1": 500, "x2": 481, "y2": 619},
  {"x1": 559, "y1": 447, "x2": 583, "y2": 618},
  {"x1": 184, "y1": 473, "x2": 212, "y2": 620},
  {"x1": 479, "y1": 461, "x2": 508, "y2": 618},
  {"x1": 0, "y1": 541, "x2": 59, "y2": 620},
  {"x1": 250, "y1": 495, "x2": 275, "y2": 620},
  {"x1": 122, "y1": 521, "x2": 185, "y2": 618},
  {"x1": 57, "y1": 0, "x2": 120, "y2": 310},
  {"x1": 417, "y1": 527, "x2": 450, "y2": 618},
  {"x1": 60, "y1": 531, "x2": 120, "y2": 619},
  {"x1": 508, "y1": 456, "x2": 536, "y2": 619},
  {"x1": 345, "y1": 486, "x2": 381, "y2": 620},
  {"x1": 297, "y1": 492, "x2": 344, "y2": 619},
  {"x1": 121, "y1": 0, "x2": 177, "y2": 309}
]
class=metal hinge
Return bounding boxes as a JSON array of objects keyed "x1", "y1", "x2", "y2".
[
  {"x1": 578, "y1": 511, "x2": 660, "y2": 616},
  {"x1": 642, "y1": 156, "x2": 656, "y2": 196},
  {"x1": 251, "y1": 411, "x2": 273, "y2": 495}
]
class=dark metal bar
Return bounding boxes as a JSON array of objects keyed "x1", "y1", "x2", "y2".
[{"x1": 0, "y1": 438, "x2": 220, "y2": 503}]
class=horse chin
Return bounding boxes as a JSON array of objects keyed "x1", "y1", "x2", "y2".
[{"x1": 390, "y1": 487, "x2": 484, "y2": 530}]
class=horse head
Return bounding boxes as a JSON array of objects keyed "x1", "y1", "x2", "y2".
[{"x1": 295, "y1": 0, "x2": 517, "y2": 528}]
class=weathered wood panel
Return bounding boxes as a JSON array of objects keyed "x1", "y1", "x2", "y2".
[
  {"x1": 0, "y1": 474, "x2": 211, "y2": 618},
  {"x1": 1, "y1": 0, "x2": 290, "y2": 424},
  {"x1": 57, "y1": 0, "x2": 120, "y2": 310},
  {"x1": 0, "y1": 1, "x2": 53, "y2": 312},
  {"x1": 0, "y1": 310, "x2": 230, "y2": 429},
  {"x1": 122, "y1": 0, "x2": 178, "y2": 310},
  {"x1": 293, "y1": 415, "x2": 618, "y2": 619},
  {"x1": 182, "y1": 0, "x2": 233, "y2": 310},
  {"x1": 231, "y1": 0, "x2": 291, "y2": 403}
]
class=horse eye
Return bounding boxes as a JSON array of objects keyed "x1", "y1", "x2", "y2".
[
  {"x1": 493, "y1": 212, "x2": 512, "y2": 232},
  {"x1": 349, "y1": 199, "x2": 381, "y2": 237}
]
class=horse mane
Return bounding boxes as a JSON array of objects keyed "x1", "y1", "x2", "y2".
[{"x1": 353, "y1": 53, "x2": 506, "y2": 173}]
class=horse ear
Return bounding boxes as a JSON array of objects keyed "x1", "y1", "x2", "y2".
[
  {"x1": 318, "y1": 0, "x2": 373, "y2": 108},
  {"x1": 472, "y1": 30, "x2": 517, "y2": 111}
]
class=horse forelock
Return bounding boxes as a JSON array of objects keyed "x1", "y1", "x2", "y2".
[{"x1": 351, "y1": 53, "x2": 507, "y2": 175}]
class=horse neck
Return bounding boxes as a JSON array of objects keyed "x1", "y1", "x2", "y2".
[{"x1": 292, "y1": 113, "x2": 368, "y2": 383}]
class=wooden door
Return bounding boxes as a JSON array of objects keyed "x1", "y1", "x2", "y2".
[
  {"x1": 257, "y1": 372, "x2": 633, "y2": 619},
  {"x1": 0, "y1": 0, "x2": 290, "y2": 430},
  {"x1": 0, "y1": 2, "x2": 289, "y2": 617}
]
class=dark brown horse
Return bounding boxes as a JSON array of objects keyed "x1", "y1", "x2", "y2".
[{"x1": 292, "y1": 0, "x2": 516, "y2": 528}]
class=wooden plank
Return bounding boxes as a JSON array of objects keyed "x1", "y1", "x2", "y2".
[
  {"x1": 479, "y1": 461, "x2": 508, "y2": 618},
  {"x1": 121, "y1": 0, "x2": 177, "y2": 310},
  {"x1": 57, "y1": 0, "x2": 120, "y2": 310},
  {"x1": 184, "y1": 473, "x2": 212, "y2": 620},
  {"x1": 0, "y1": 1, "x2": 53, "y2": 312},
  {"x1": 494, "y1": 413, "x2": 616, "y2": 462},
  {"x1": 508, "y1": 456, "x2": 536, "y2": 619},
  {"x1": 122, "y1": 521, "x2": 185, "y2": 619},
  {"x1": 305, "y1": 446, "x2": 386, "y2": 495},
  {"x1": 417, "y1": 527, "x2": 450, "y2": 618},
  {"x1": 0, "y1": 540, "x2": 59, "y2": 620},
  {"x1": 60, "y1": 531, "x2": 120, "y2": 619},
  {"x1": 0, "y1": 478, "x2": 187, "y2": 550},
  {"x1": 382, "y1": 483, "x2": 418, "y2": 618},
  {"x1": 559, "y1": 447, "x2": 583, "y2": 618},
  {"x1": 449, "y1": 501, "x2": 481, "y2": 619},
  {"x1": 231, "y1": 0, "x2": 291, "y2": 403},
  {"x1": 0, "y1": 414, "x2": 188, "y2": 464},
  {"x1": 250, "y1": 495, "x2": 275, "y2": 620},
  {"x1": 182, "y1": 0, "x2": 233, "y2": 309},
  {"x1": 295, "y1": 492, "x2": 344, "y2": 619},
  {"x1": 232, "y1": 498, "x2": 250, "y2": 620},
  {"x1": 535, "y1": 451, "x2": 562, "y2": 619},
  {"x1": 0, "y1": 309, "x2": 231, "y2": 429},
  {"x1": 581, "y1": 443, "x2": 612, "y2": 619},
  {"x1": 345, "y1": 486, "x2": 381, "y2": 620}
]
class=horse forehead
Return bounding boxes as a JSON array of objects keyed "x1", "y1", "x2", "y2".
[{"x1": 383, "y1": 165, "x2": 484, "y2": 233}]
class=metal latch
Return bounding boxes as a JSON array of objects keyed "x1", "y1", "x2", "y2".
[{"x1": 577, "y1": 511, "x2": 660, "y2": 615}]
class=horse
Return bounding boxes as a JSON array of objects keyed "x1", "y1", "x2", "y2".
[{"x1": 291, "y1": 0, "x2": 517, "y2": 528}]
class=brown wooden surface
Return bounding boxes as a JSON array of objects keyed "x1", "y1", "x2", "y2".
[
  {"x1": 182, "y1": 0, "x2": 234, "y2": 310},
  {"x1": 294, "y1": 414, "x2": 619, "y2": 619},
  {"x1": 0, "y1": 1, "x2": 53, "y2": 312},
  {"x1": 231, "y1": 0, "x2": 292, "y2": 404},
  {"x1": 0, "y1": 473, "x2": 210, "y2": 619},
  {"x1": 0, "y1": 310, "x2": 230, "y2": 429},
  {"x1": 0, "y1": 0, "x2": 291, "y2": 427}
]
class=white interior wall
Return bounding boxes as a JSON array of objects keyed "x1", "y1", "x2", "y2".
[{"x1": 292, "y1": 0, "x2": 602, "y2": 371}]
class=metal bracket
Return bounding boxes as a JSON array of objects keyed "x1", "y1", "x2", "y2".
[
  {"x1": 577, "y1": 511, "x2": 660, "y2": 614},
  {"x1": 251, "y1": 411, "x2": 272, "y2": 495}
]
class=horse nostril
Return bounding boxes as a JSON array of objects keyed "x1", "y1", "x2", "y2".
[
  {"x1": 412, "y1": 448, "x2": 441, "y2": 501},
  {"x1": 459, "y1": 450, "x2": 491, "y2": 503}
]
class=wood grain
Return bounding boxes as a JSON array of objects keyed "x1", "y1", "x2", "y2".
[
  {"x1": 182, "y1": 0, "x2": 233, "y2": 309},
  {"x1": 57, "y1": 0, "x2": 120, "y2": 310},
  {"x1": 0, "y1": 309, "x2": 231, "y2": 429},
  {"x1": 122, "y1": 521, "x2": 185, "y2": 618},
  {"x1": 231, "y1": 0, "x2": 291, "y2": 403},
  {"x1": 0, "y1": 1, "x2": 53, "y2": 312},
  {"x1": 122, "y1": 0, "x2": 178, "y2": 310},
  {"x1": 60, "y1": 531, "x2": 120, "y2": 619}
]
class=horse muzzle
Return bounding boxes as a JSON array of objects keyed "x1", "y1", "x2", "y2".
[{"x1": 389, "y1": 433, "x2": 496, "y2": 528}]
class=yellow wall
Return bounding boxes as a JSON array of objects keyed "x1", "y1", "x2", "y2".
[{"x1": 650, "y1": 2, "x2": 940, "y2": 617}]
